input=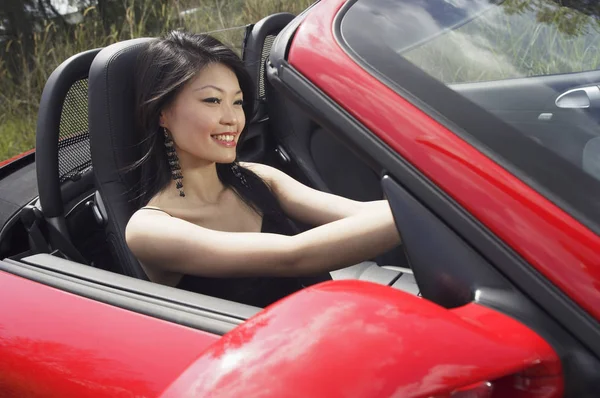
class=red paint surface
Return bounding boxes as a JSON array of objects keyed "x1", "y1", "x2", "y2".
[
  {"x1": 0, "y1": 148, "x2": 35, "y2": 168},
  {"x1": 288, "y1": 0, "x2": 600, "y2": 320},
  {"x1": 0, "y1": 271, "x2": 219, "y2": 397},
  {"x1": 160, "y1": 281, "x2": 562, "y2": 398}
]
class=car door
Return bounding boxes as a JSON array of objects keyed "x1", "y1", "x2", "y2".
[
  {"x1": 267, "y1": 0, "x2": 600, "y2": 395},
  {"x1": 451, "y1": 72, "x2": 600, "y2": 165},
  {"x1": 0, "y1": 252, "x2": 262, "y2": 397},
  {"x1": 0, "y1": 269, "x2": 216, "y2": 397}
]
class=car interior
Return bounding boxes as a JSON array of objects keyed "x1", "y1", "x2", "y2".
[
  {"x1": 451, "y1": 75, "x2": 600, "y2": 181},
  {"x1": 1, "y1": 9, "x2": 597, "y2": 314},
  {"x1": 0, "y1": 12, "x2": 416, "y2": 312},
  {"x1": 2, "y1": 13, "x2": 600, "y2": 381},
  {"x1": 2, "y1": 6, "x2": 600, "y2": 395}
]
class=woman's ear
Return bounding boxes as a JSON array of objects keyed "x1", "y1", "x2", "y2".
[{"x1": 159, "y1": 112, "x2": 167, "y2": 129}]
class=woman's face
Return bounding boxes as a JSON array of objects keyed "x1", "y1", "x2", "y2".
[{"x1": 160, "y1": 63, "x2": 246, "y2": 165}]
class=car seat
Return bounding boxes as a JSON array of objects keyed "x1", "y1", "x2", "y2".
[
  {"x1": 33, "y1": 47, "x2": 102, "y2": 264},
  {"x1": 88, "y1": 38, "x2": 154, "y2": 279}
]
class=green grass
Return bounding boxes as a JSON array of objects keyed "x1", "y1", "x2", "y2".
[
  {"x1": 0, "y1": 0, "x2": 314, "y2": 161},
  {"x1": 402, "y1": 2, "x2": 600, "y2": 84},
  {"x1": 2, "y1": 0, "x2": 598, "y2": 162},
  {"x1": 0, "y1": 116, "x2": 36, "y2": 159}
]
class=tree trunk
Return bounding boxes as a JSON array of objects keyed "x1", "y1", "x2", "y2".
[
  {"x1": 0, "y1": 0, "x2": 35, "y2": 71},
  {"x1": 96, "y1": 0, "x2": 111, "y2": 34}
]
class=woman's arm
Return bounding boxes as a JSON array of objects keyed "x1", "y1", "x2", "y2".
[
  {"x1": 125, "y1": 202, "x2": 400, "y2": 278},
  {"x1": 241, "y1": 162, "x2": 384, "y2": 226}
]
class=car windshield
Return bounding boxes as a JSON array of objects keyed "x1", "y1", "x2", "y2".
[
  {"x1": 367, "y1": 0, "x2": 502, "y2": 60},
  {"x1": 345, "y1": 0, "x2": 600, "y2": 81},
  {"x1": 341, "y1": 0, "x2": 600, "y2": 227},
  {"x1": 405, "y1": 0, "x2": 597, "y2": 81}
]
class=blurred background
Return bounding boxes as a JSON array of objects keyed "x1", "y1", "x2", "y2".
[
  {"x1": 2, "y1": 0, "x2": 599, "y2": 164},
  {"x1": 0, "y1": 0, "x2": 313, "y2": 162}
]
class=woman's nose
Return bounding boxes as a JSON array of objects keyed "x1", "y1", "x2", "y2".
[{"x1": 220, "y1": 105, "x2": 238, "y2": 125}]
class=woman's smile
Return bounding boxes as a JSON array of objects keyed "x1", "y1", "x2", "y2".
[{"x1": 211, "y1": 133, "x2": 237, "y2": 148}]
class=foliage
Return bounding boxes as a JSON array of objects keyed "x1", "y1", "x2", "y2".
[
  {"x1": 0, "y1": 0, "x2": 313, "y2": 161},
  {"x1": 403, "y1": 0, "x2": 600, "y2": 84},
  {"x1": 1, "y1": 0, "x2": 599, "y2": 161}
]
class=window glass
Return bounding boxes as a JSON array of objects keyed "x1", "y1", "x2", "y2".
[
  {"x1": 341, "y1": 0, "x2": 600, "y2": 226},
  {"x1": 400, "y1": 0, "x2": 600, "y2": 83}
]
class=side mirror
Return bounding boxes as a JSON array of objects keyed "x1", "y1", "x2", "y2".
[{"x1": 160, "y1": 281, "x2": 563, "y2": 398}]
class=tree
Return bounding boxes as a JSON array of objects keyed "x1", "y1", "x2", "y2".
[
  {"x1": 0, "y1": 0, "x2": 36, "y2": 52},
  {"x1": 0, "y1": 0, "x2": 73, "y2": 72},
  {"x1": 501, "y1": 0, "x2": 600, "y2": 37}
]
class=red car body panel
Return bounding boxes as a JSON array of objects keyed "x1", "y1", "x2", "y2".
[
  {"x1": 0, "y1": 271, "x2": 218, "y2": 397},
  {"x1": 288, "y1": 0, "x2": 600, "y2": 321},
  {"x1": 0, "y1": 1, "x2": 596, "y2": 396},
  {"x1": 160, "y1": 281, "x2": 562, "y2": 398},
  {"x1": 0, "y1": 148, "x2": 35, "y2": 168}
]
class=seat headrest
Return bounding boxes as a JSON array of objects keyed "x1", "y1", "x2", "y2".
[
  {"x1": 88, "y1": 37, "x2": 155, "y2": 191},
  {"x1": 36, "y1": 48, "x2": 100, "y2": 219},
  {"x1": 88, "y1": 38, "x2": 155, "y2": 280}
]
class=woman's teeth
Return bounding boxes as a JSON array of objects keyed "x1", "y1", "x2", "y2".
[{"x1": 213, "y1": 134, "x2": 234, "y2": 142}]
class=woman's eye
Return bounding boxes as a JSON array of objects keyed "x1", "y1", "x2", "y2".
[
  {"x1": 203, "y1": 97, "x2": 221, "y2": 104},
  {"x1": 234, "y1": 100, "x2": 244, "y2": 106}
]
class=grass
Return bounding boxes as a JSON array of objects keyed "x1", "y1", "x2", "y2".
[
  {"x1": 402, "y1": 2, "x2": 600, "y2": 84},
  {"x1": 0, "y1": 0, "x2": 314, "y2": 161},
  {"x1": 0, "y1": 117, "x2": 36, "y2": 159},
  {"x1": 2, "y1": 0, "x2": 599, "y2": 162}
]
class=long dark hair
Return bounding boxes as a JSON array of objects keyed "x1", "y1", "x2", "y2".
[{"x1": 131, "y1": 31, "x2": 282, "y2": 219}]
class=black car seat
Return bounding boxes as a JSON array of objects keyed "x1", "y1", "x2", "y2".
[
  {"x1": 243, "y1": 14, "x2": 295, "y2": 130},
  {"x1": 85, "y1": 17, "x2": 309, "y2": 279},
  {"x1": 33, "y1": 48, "x2": 102, "y2": 264},
  {"x1": 88, "y1": 38, "x2": 154, "y2": 279}
]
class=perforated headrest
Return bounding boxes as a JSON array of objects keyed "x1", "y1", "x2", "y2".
[
  {"x1": 88, "y1": 38, "x2": 155, "y2": 279},
  {"x1": 36, "y1": 48, "x2": 100, "y2": 220}
]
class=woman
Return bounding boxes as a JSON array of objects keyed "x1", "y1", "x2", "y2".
[{"x1": 125, "y1": 31, "x2": 401, "y2": 307}]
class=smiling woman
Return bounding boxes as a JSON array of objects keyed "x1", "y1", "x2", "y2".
[
  {"x1": 131, "y1": 32, "x2": 259, "y2": 204},
  {"x1": 124, "y1": 31, "x2": 402, "y2": 307},
  {"x1": 161, "y1": 64, "x2": 246, "y2": 169}
]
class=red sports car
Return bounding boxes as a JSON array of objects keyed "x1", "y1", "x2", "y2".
[{"x1": 1, "y1": 0, "x2": 599, "y2": 397}]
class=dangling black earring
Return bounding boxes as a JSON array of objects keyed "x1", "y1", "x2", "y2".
[
  {"x1": 163, "y1": 127, "x2": 185, "y2": 197},
  {"x1": 231, "y1": 162, "x2": 249, "y2": 188}
]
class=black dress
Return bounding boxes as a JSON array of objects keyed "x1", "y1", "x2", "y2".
[{"x1": 143, "y1": 206, "x2": 305, "y2": 308}]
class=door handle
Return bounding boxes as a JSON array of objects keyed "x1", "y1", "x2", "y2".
[{"x1": 555, "y1": 85, "x2": 600, "y2": 109}]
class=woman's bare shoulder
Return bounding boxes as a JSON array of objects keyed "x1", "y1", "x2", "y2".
[{"x1": 135, "y1": 206, "x2": 173, "y2": 217}]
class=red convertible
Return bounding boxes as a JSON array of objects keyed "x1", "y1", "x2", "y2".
[{"x1": 1, "y1": 0, "x2": 599, "y2": 396}]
